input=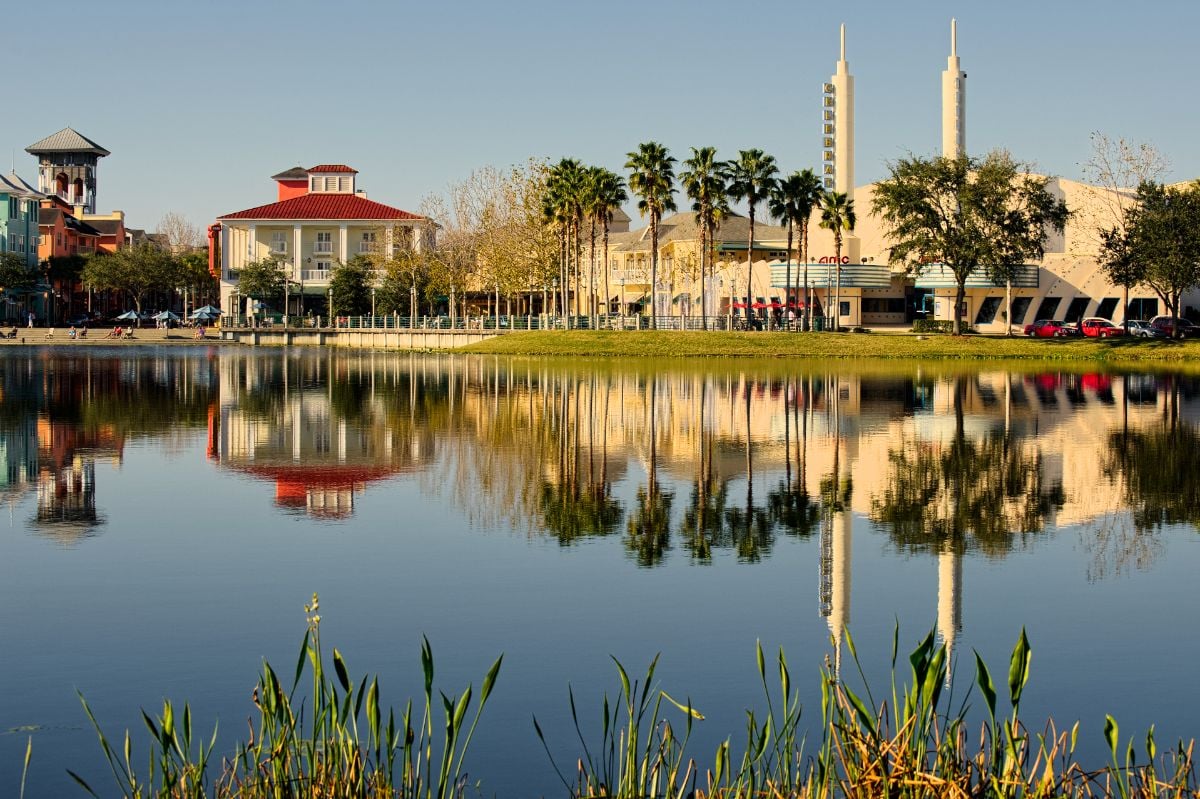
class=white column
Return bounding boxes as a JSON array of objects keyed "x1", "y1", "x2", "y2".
[
  {"x1": 248, "y1": 225, "x2": 257, "y2": 262},
  {"x1": 293, "y1": 224, "x2": 303, "y2": 280},
  {"x1": 385, "y1": 225, "x2": 394, "y2": 258},
  {"x1": 338, "y1": 224, "x2": 348, "y2": 263}
]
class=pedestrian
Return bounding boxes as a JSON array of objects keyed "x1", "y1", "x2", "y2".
[{"x1": 27, "y1": 311, "x2": 34, "y2": 328}]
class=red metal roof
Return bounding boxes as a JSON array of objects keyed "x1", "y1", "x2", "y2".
[
  {"x1": 218, "y1": 194, "x2": 422, "y2": 221},
  {"x1": 307, "y1": 164, "x2": 357, "y2": 173}
]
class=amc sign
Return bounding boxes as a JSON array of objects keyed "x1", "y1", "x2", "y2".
[{"x1": 816, "y1": 256, "x2": 851, "y2": 264}]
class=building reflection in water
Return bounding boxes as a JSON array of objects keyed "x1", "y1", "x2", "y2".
[
  {"x1": 6, "y1": 350, "x2": 1200, "y2": 672},
  {"x1": 0, "y1": 350, "x2": 219, "y2": 544},
  {"x1": 213, "y1": 352, "x2": 437, "y2": 518}
]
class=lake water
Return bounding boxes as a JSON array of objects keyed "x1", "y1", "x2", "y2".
[{"x1": 2, "y1": 347, "x2": 1199, "y2": 797}]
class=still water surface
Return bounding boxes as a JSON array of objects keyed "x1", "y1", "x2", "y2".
[{"x1": 2, "y1": 347, "x2": 1199, "y2": 796}]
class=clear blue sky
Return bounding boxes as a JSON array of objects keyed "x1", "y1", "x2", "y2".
[{"x1": 4, "y1": 0, "x2": 1198, "y2": 232}]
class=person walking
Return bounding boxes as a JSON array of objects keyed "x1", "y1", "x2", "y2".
[{"x1": 27, "y1": 312, "x2": 34, "y2": 328}]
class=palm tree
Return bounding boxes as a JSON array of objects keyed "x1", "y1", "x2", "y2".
[
  {"x1": 589, "y1": 168, "x2": 627, "y2": 319},
  {"x1": 625, "y1": 142, "x2": 677, "y2": 329},
  {"x1": 769, "y1": 173, "x2": 808, "y2": 324},
  {"x1": 681, "y1": 147, "x2": 727, "y2": 330},
  {"x1": 545, "y1": 159, "x2": 586, "y2": 319},
  {"x1": 581, "y1": 167, "x2": 604, "y2": 321},
  {"x1": 726, "y1": 149, "x2": 778, "y2": 328},
  {"x1": 819, "y1": 191, "x2": 856, "y2": 332},
  {"x1": 792, "y1": 170, "x2": 824, "y2": 330}
]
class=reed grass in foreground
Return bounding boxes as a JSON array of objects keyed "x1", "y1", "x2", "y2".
[
  {"x1": 64, "y1": 599, "x2": 1196, "y2": 797},
  {"x1": 459, "y1": 330, "x2": 1200, "y2": 364}
]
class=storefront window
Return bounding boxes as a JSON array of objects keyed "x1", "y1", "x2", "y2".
[
  {"x1": 1064, "y1": 297, "x2": 1091, "y2": 324},
  {"x1": 1034, "y1": 296, "x2": 1062, "y2": 321},
  {"x1": 974, "y1": 296, "x2": 1002, "y2": 324},
  {"x1": 1010, "y1": 297, "x2": 1033, "y2": 325}
]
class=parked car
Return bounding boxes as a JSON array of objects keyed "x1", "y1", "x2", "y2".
[
  {"x1": 1149, "y1": 315, "x2": 1200, "y2": 338},
  {"x1": 1024, "y1": 319, "x2": 1080, "y2": 338},
  {"x1": 1079, "y1": 317, "x2": 1125, "y2": 338},
  {"x1": 1126, "y1": 319, "x2": 1166, "y2": 338}
]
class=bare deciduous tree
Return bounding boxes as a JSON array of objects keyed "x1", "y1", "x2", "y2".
[{"x1": 157, "y1": 212, "x2": 201, "y2": 252}]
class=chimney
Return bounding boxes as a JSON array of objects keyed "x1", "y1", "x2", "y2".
[{"x1": 355, "y1": 189, "x2": 368, "y2": 200}]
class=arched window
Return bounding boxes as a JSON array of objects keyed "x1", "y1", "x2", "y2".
[
  {"x1": 73, "y1": 178, "x2": 85, "y2": 203},
  {"x1": 56, "y1": 173, "x2": 69, "y2": 196}
]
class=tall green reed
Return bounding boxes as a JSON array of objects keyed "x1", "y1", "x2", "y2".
[{"x1": 68, "y1": 593, "x2": 502, "y2": 798}]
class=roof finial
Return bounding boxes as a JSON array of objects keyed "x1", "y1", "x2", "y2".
[
  {"x1": 840, "y1": 23, "x2": 846, "y2": 61},
  {"x1": 951, "y1": 18, "x2": 957, "y2": 56}
]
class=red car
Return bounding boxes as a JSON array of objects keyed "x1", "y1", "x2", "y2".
[
  {"x1": 1079, "y1": 317, "x2": 1125, "y2": 338},
  {"x1": 1024, "y1": 319, "x2": 1080, "y2": 338}
]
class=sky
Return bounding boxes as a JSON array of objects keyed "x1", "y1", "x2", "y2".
[{"x1": 4, "y1": 0, "x2": 1199, "y2": 233}]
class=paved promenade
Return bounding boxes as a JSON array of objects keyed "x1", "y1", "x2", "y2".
[{"x1": 0, "y1": 327, "x2": 227, "y2": 346}]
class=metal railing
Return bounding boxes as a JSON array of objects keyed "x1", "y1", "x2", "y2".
[{"x1": 219, "y1": 313, "x2": 830, "y2": 332}]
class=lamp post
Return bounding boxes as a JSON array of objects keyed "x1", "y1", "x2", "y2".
[
  {"x1": 328, "y1": 288, "x2": 334, "y2": 328},
  {"x1": 552, "y1": 278, "x2": 559, "y2": 322},
  {"x1": 371, "y1": 287, "x2": 376, "y2": 327}
]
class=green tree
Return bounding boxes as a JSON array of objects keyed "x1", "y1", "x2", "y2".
[
  {"x1": 235, "y1": 257, "x2": 288, "y2": 313},
  {"x1": 727, "y1": 149, "x2": 778, "y2": 324},
  {"x1": 0, "y1": 251, "x2": 38, "y2": 293},
  {"x1": 329, "y1": 255, "x2": 374, "y2": 316},
  {"x1": 176, "y1": 250, "x2": 216, "y2": 311},
  {"x1": 82, "y1": 244, "x2": 178, "y2": 314},
  {"x1": 1098, "y1": 224, "x2": 1144, "y2": 333},
  {"x1": 872, "y1": 152, "x2": 1068, "y2": 335},
  {"x1": 681, "y1": 147, "x2": 726, "y2": 329},
  {"x1": 1122, "y1": 181, "x2": 1200, "y2": 334},
  {"x1": 819, "y1": 191, "x2": 856, "y2": 331},
  {"x1": 625, "y1": 142, "x2": 677, "y2": 329}
]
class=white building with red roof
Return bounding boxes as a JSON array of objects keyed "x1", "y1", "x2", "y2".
[{"x1": 211, "y1": 164, "x2": 431, "y2": 317}]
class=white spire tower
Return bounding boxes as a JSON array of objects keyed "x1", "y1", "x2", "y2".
[
  {"x1": 941, "y1": 19, "x2": 966, "y2": 158},
  {"x1": 822, "y1": 24, "x2": 854, "y2": 193}
]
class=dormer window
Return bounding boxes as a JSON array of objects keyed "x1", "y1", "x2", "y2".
[{"x1": 307, "y1": 167, "x2": 356, "y2": 194}]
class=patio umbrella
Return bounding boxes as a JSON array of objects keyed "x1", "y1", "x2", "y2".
[
  {"x1": 190, "y1": 305, "x2": 221, "y2": 318},
  {"x1": 115, "y1": 311, "x2": 140, "y2": 321},
  {"x1": 193, "y1": 311, "x2": 219, "y2": 322},
  {"x1": 153, "y1": 311, "x2": 181, "y2": 321}
]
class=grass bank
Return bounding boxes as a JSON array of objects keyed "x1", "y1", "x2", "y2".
[
  {"x1": 460, "y1": 330, "x2": 1200, "y2": 363},
  {"x1": 55, "y1": 597, "x2": 1199, "y2": 798}
]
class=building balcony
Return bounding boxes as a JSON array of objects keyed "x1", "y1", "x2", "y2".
[
  {"x1": 313, "y1": 242, "x2": 334, "y2": 254},
  {"x1": 358, "y1": 242, "x2": 379, "y2": 254},
  {"x1": 301, "y1": 269, "x2": 331, "y2": 283},
  {"x1": 268, "y1": 243, "x2": 288, "y2": 255}
]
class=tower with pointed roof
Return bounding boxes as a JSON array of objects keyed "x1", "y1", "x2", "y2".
[
  {"x1": 942, "y1": 20, "x2": 966, "y2": 158},
  {"x1": 25, "y1": 127, "x2": 110, "y2": 214}
]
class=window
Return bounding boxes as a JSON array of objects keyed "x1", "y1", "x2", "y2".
[
  {"x1": 862, "y1": 298, "x2": 905, "y2": 314},
  {"x1": 359, "y1": 231, "x2": 376, "y2": 253},
  {"x1": 1064, "y1": 297, "x2": 1090, "y2": 324},
  {"x1": 310, "y1": 177, "x2": 320, "y2": 192},
  {"x1": 324, "y1": 176, "x2": 337, "y2": 191},
  {"x1": 839, "y1": 301, "x2": 850, "y2": 317},
  {"x1": 315, "y1": 231, "x2": 332, "y2": 253},
  {"x1": 1095, "y1": 297, "x2": 1119, "y2": 320},
  {"x1": 1009, "y1": 296, "x2": 1033, "y2": 324},
  {"x1": 315, "y1": 260, "x2": 331, "y2": 272},
  {"x1": 1127, "y1": 298, "x2": 1158, "y2": 320},
  {"x1": 974, "y1": 296, "x2": 1002, "y2": 324},
  {"x1": 339, "y1": 176, "x2": 351, "y2": 192},
  {"x1": 1033, "y1": 296, "x2": 1062, "y2": 321},
  {"x1": 270, "y1": 232, "x2": 288, "y2": 253}
]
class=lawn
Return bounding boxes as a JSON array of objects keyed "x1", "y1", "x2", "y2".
[{"x1": 458, "y1": 330, "x2": 1200, "y2": 363}]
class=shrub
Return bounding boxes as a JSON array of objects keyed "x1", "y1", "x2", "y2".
[{"x1": 912, "y1": 319, "x2": 974, "y2": 334}]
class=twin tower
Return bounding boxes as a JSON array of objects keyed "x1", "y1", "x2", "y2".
[{"x1": 823, "y1": 19, "x2": 967, "y2": 195}]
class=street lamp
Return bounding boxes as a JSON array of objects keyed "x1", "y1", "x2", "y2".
[
  {"x1": 328, "y1": 288, "x2": 334, "y2": 327},
  {"x1": 371, "y1": 287, "x2": 377, "y2": 327}
]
